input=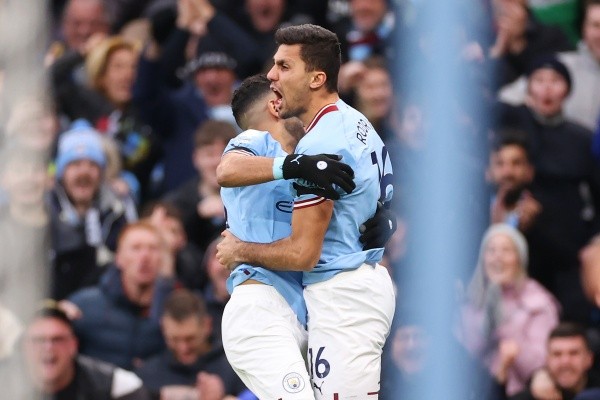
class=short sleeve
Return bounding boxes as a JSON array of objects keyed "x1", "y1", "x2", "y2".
[{"x1": 223, "y1": 129, "x2": 269, "y2": 157}]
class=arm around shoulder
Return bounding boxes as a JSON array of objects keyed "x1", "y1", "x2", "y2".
[{"x1": 216, "y1": 152, "x2": 276, "y2": 187}]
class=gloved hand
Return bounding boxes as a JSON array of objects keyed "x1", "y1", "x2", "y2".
[
  {"x1": 293, "y1": 182, "x2": 340, "y2": 200},
  {"x1": 359, "y1": 202, "x2": 397, "y2": 250},
  {"x1": 283, "y1": 154, "x2": 355, "y2": 199}
]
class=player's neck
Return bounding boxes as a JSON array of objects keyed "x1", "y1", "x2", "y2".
[
  {"x1": 276, "y1": 119, "x2": 305, "y2": 152},
  {"x1": 301, "y1": 91, "x2": 339, "y2": 127}
]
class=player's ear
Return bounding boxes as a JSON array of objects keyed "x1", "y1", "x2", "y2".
[
  {"x1": 309, "y1": 71, "x2": 327, "y2": 90},
  {"x1": 267, "y1": 99, "x2": 279, "y2": 118}
]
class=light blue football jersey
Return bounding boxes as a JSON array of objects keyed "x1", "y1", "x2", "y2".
[
  {"x1": 222, "y1": 129, "x2": 307, "y2": 327},
  {"x1": 294, "y1": 99, "x2": 394, "y2": 285}
]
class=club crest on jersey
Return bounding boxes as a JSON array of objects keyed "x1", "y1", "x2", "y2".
[{"x1": 282, "y1": 372, "x2": 305, "y2": 393}]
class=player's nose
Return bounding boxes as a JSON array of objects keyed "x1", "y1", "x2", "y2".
[{"x1": 266, "y1": 65, "x2": 277, "y2": 81}]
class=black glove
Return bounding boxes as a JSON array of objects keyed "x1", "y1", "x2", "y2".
[
  {"x1": 293, "y1": 182, "x2": 340, "y2": 200},
  {"x1": 359, "y1": 202, "x2": 397, "y2": 250},
  {"x1": 283, "y1": 154, "x2": 356, "y2": 198}
]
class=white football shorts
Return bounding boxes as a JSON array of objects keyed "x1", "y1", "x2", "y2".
[
  {"x1": 304, "y1": 263, "x2": 396, "y2": 399},
  {"x1": 222, "y1": 283, "x2": 315, "y2": 399}
]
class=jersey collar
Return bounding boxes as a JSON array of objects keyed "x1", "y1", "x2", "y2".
[{"x1": 305, "y1": 103, "x2": 339, "y2": 133}]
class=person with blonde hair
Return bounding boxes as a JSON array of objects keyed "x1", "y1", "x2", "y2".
[
  {"x1": 51, "y1": 35, "x2": 160, "y2": 203},
  {"x1": 457, "y1": 223, "x2": 560, "y2": 396}
]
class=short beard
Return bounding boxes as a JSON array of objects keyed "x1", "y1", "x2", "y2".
[{"x1": 279, "y1": 105, "x2": 306, "y2": 120}]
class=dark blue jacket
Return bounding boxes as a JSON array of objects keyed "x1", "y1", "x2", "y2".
[
  {"x1": 135, "y1": 345, "x2": 247, "y2": 396},
  {"x1": 133, "y1": 55, "x2": 209, "y2": 192},
  {"x1": 69, "y1": 267, "x2": 174, "y2": 370}
]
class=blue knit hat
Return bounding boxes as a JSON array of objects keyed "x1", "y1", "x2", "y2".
[{"x1": 55, "y1": 119, "x2": 106, "y2": 179}]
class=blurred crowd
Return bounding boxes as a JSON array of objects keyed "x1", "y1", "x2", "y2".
[{"x1": 2, "y1": 0, "x2": 600, "y2": 398}]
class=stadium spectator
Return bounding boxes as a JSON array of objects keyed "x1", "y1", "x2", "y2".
[
  {"x1": 486, "y1": 131, "x2": 540, "y2": 233},
  {"x1": 488, "y1": 0, "x2": 573, "y2": 87},
  {"x1": 180, "y1": 52, "x2": 239, "y2": 126},
  {"x1": 497, "y1": 55, "x2": 600, "y2": 323},
  {"x1": 51, "y1": 35, "x2": 161, "y2": 200},
  {"x1": 48, "y1": 0, "x2": 111, "y2": 59},
  {"x1": 64, "y1": 221, "x2": 175, "y2": 370},
  {"x1": 135, "y1": 289, "x2": 249, "y2": 399},
  {"x1": 177, "y1": 0, "x2": 291, "y2": 79},
  {"x1": 4, "y1": 304, "x2": 151, "y2": 399},
  {"x1": 457, "y1": 224, "x2": 559, "y2": 396},
  {"x1": 499, "y1": 0, "x2": 600, "y2": 130},
  {"x1": 351, "y1": 56, "x2": 397, "y2": 141},
  {"x1": 49, "y1": 121, "x2": 136, "y2": 300},
  {"x1": 0, "y1": 145, "x2": 50, "y2": 311},
  {"x1": 334, "y1": 0, "x2": 395, "y2": 94},
  {"x1": 510, "y1": 322, "x2": 600, "y2": 400},
  {"x1": 381, "y1": 314, "x2": 507, "y2": 400},
  {"x1": 163, "y1": 120, "x2": 235, "y2": 252},
  {"x1": 135, "y1": 14, "x2": 240, "y2": 190},
  {"x1": 141, "y1": 201, "x2": 207, "y2": 290}
]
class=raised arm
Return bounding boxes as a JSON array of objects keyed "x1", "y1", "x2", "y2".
[
  {"x1": 217, "y1": 152, "x2": 355, "y2": 198},
  {"x1": 217, "y1": 200, "x2": 333, "y2": 271}
]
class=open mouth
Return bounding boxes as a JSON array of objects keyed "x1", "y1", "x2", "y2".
[
  {"x1": 271, "y1": 86, "x2": 283, "y2": 110},
  {"x1": 271, "y1": 85, "x2": 282, "y2": 99}
]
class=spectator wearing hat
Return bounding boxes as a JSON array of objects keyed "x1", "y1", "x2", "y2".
[
  {"x1": 496, "y1": 55, "x2": 600, "y2": 324},
  {"x1": 0, "y1": 304, "x2": 151, "y2": 399},
  {"x1": 49, "y1": 120, "x2": 137, "y2": 300},
  {"x1": 51, "y1": 35, "x2": 162, "y2": 202},
  {"x1": 499, "y1": 0, "x2": 600, "y2": 131},
  {"x1": 134, "y1": 9, "x2": 241, "y2": 191}
]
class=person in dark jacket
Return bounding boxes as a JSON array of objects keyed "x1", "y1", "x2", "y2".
[
  {"x1": 510, "y1": 322, "x2": 600, "y2": 400},
  {"x1": 51, "y1": 35, "x2": 162, "y2": 201},
  {"x1": 50, "y1": 121, "x2": 136, "y2": 300},
  {"x1": 497, "y1": 56, "x2": 600, "y2": 323},
  {"x1": 2, "y1": 304, "x2": 151, "y2": 399},
  {"x1": 65, "y1": 221, "x2": 175, "y2": 370},
  {"x1": 136, "y1": 289, "x2": 251, "y2": 399}
]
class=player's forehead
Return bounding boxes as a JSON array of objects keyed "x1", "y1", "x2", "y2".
[{"x1": 273, "y1": 44, "x2": 303, "y2": 65}]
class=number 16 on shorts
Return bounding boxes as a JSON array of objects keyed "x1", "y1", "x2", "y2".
[{"x1": 308, "y1": 346, "x2": 330, "y2": 382}]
